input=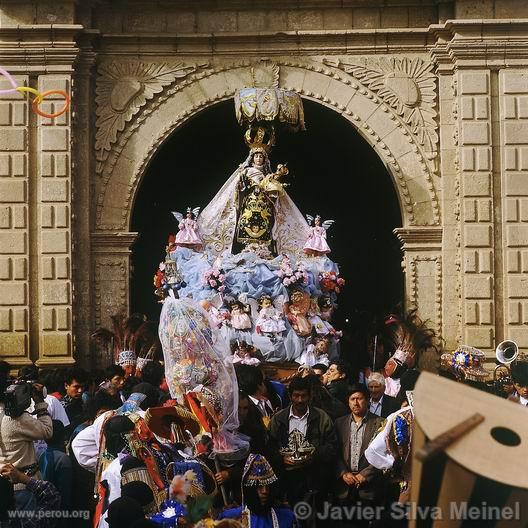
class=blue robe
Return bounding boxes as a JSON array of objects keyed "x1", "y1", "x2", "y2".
[{"x1": 218, "y1": 505, "x2": 296, "y2": 528}]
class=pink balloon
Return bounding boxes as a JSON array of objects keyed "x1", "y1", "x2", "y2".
[{"x1": 0, "y1": 67, "x2": 19, "y2": 95}]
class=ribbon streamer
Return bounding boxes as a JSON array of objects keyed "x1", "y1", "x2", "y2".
[{"x1": 0, "y1": 67, "x2": 70, "y2": 118}]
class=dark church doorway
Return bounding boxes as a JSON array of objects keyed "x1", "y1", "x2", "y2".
[{"x1": 130, "y1": 99, "x2": 403, "y2": 366}]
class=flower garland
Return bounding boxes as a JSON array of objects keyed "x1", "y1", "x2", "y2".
[
  {"x1": 275, "y1": 256, "x2": 308, "y2": 290},
  {"x1": 319, "y1": 271, "x2": 345, "y2": 294},
  {"x1": 203, "y1": 268, "x2": 226, "y2": 293}
]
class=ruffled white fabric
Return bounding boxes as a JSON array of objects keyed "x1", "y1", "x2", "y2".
[{"x1": 198, "y1": 163, "x2": 310, "y2": 257}]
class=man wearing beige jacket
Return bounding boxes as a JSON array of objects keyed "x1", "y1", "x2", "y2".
[{"x1": 0, "y1": 381, "x2": 53, "y2": 510}]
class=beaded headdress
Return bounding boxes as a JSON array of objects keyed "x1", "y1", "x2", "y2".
[
  {"x1": 241, "y1": 454, "x2": 277, "y2": 487},
  {"x1": 117, "y1": 349, "x2": 137, "y2": 367}
]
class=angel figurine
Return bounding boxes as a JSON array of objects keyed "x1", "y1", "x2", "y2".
[
  {"x1": 303, "y1": 214, "x2": 334, "y2": 256},
  {"x1": 172, "y1": 207, "x2": 203, "y2": 251},
  {"x1": 255, "y1": 295, "x2": 287, "y2": 340}
]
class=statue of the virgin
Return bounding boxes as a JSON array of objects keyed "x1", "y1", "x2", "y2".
[{"x1": 198, "y1": 126, "x2": 310, "y2": 257}]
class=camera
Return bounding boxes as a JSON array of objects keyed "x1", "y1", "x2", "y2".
[{"x1": 4, "y1": 378, "x2": 46, "y2": 418}]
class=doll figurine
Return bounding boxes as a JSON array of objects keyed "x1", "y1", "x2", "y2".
[
  {"x1": 229, "y1": 340, "x2": 262, "y2": 366},
  {"x1": 303, "y1": 214, "x2": 334, "y2": 256},
  {"x1": 228, "y1": 300, "x2": 252, "y2": 330},
  {"x1": 298, "y1": 336, "x2": 330, "y2": 368},
  {"x1": 172, "y1": 207, "x2": 203, "y2": 251},
  {"x1": 199, "y1": 296, "x2": 224, "y2": 328},
  {"x1": 284, "y1": 290, "x2": 312, "y2": 337},
  {"x1": 255, "y1": 295, "x2": 287, "y2": 339},
  {"x1": 308, "y1": 298, "x2": 342, "y2": 339}
]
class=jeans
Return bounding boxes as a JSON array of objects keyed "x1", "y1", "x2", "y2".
[{"x1": 14, "y1": 488, "x2": 36, "y2": 510}]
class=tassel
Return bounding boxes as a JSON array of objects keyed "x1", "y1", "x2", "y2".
[{"x1": 137, "y1": 446, "x2": 165, "y2": 491}]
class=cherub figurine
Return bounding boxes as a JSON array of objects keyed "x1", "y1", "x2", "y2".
[
  {"x1": 284, "y1": 290, "x2": 312, "y2": 337},
  {"x1": 303, "y1": 214, "x2": 334, "y2": 256},
  {"x1": 255, "y1": 295, "x2": 287, "y2": 340},
  {"x1": 228, "y1": 300, "x2": 252, "y2": 330},
  {"x1": 172, "y1": 207, "x2": 202, "y2": 251}
]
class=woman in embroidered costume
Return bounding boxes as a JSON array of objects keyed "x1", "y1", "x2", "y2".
[
  {"x1": 217, "y1": 454, "x2": 296, "y2": 528},
  {"x1": 172, "y1": 207, "x2": 203, "y2": 251}
]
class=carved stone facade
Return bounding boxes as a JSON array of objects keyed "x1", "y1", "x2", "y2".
[{"x1": 0, "y1": 1, "x2": 527, "y2": 368}]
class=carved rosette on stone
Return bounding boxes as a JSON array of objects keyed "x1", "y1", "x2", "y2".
[
  {"x1": 323, "y1": 57, "x2": 438, "y2": 162},
  {"x1": 95, "y1": 61, "x2": 209, "y2": 174}
]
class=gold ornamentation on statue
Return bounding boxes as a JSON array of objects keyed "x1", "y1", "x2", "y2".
[{"x1": 236, "y1": 186, "x2": 274, "y2": 244}]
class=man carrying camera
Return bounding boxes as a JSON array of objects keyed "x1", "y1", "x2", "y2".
[{"x1": 0, "y1": 381, "x2": 53, "y2": 510}]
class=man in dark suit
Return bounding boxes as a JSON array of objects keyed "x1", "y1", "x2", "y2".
[
  {"x1": 335, "y1": 384, "x2": 384, "y2": 506},
  {"x1": 269, "y1": 376, "x2": 337, "y2": 507},
  {"x1": 367, "y1": 372, "x2": 400, "y2": 418}
]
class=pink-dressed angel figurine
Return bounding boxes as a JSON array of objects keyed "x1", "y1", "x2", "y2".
[
  {"x1": 172, "y1": 207, "x2": 202, "y2": 251},
  {"x1": 303, "y1": 214, "x2": 334, "y2": 256}
]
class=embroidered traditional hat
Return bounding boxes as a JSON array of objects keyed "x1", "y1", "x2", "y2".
[
  {"x1": 117, "y1": 349, "x2": 137, "y2": 367},
  {"x1": 241, "y1": 454, "x2": 277, "y2": 487},
  {"x1": 440, "y1": 345, "x2": 489, "y2": 381},
  {"x1": 144, "y1": 400, "x2": 201, "y2": 441}
]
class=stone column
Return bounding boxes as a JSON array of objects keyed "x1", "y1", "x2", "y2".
[
  {"x1": 431, "y1": 36, "x2": 461, "y2": 352},
  {"x1": 91, "y1": 232, "x2": 138, "y2": 339},
  {"x1": 456, "y1": 69, "x2": 496, "y2": 354},
  {"x1": 72, "y1": 34, "x2": 97, "y2": 369},
  {"x1": 394, "y1": 227, "x2": 443, "y2": 335},
  {"x1": 0, "y1": 25, "x2": 80, "y2": 368},
  {"x1": 0, "y1": 73, "x2": 31, "y2": 369},
  {"x1": 431, "y1": 20, "x2": 528, "y2": 358},
  {"x1": 499, "y1": 70, "x2": 528, "y2": 348}
]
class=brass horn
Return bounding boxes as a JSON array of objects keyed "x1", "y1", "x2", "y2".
[{"x1": 495, "y1": 340, "x2": 518, "y2": 365}]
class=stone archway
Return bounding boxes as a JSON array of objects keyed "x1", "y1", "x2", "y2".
[{"x1": 92, "y1": 59, "x2": 443, "y2": 338}]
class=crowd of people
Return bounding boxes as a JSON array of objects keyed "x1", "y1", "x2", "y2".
[{"x1": 0, "y1": 347, "x2": 527, "y2": 528}]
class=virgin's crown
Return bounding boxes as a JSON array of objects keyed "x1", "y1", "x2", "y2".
[{"x1": 244, "y1": 126, "x2": 275, "y2": 153}]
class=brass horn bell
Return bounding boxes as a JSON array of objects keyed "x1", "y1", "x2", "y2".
[{"x1": 495, "y1": 340, "x2": 518, "y2": 365}]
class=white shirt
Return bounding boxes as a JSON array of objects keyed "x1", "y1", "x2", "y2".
[
  {"x1": 98, "y1": 458, "x2": 123, "y2": 528},
  {"x1": 71, "y1": 409, "x2": 145, "y2": 472},
  {"x1": 520, "y1": 395, "x2": 528, "y2": 406},
  {"x1": 288, "y1": 407, "x2": 309, "y2": 436},
  {"x1": 369, "y1": 396, "x2": 383, "y2": 417},
  {"x1": 29, "y1": 395, "x2": 70, "y2": 459},
  {"x1": 28, "y1": 395, "x2": 70, "y2": 426},
  {"x1": 384, "y1": 377, "x2": 401, "y2": 397},
  {"x1": 249, "y1": 395, "x2": 273, "y2": 417}
]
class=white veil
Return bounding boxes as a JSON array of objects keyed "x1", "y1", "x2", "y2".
[{"x1": 198, "y1": 152, "x2": 310, "y2": 257}]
